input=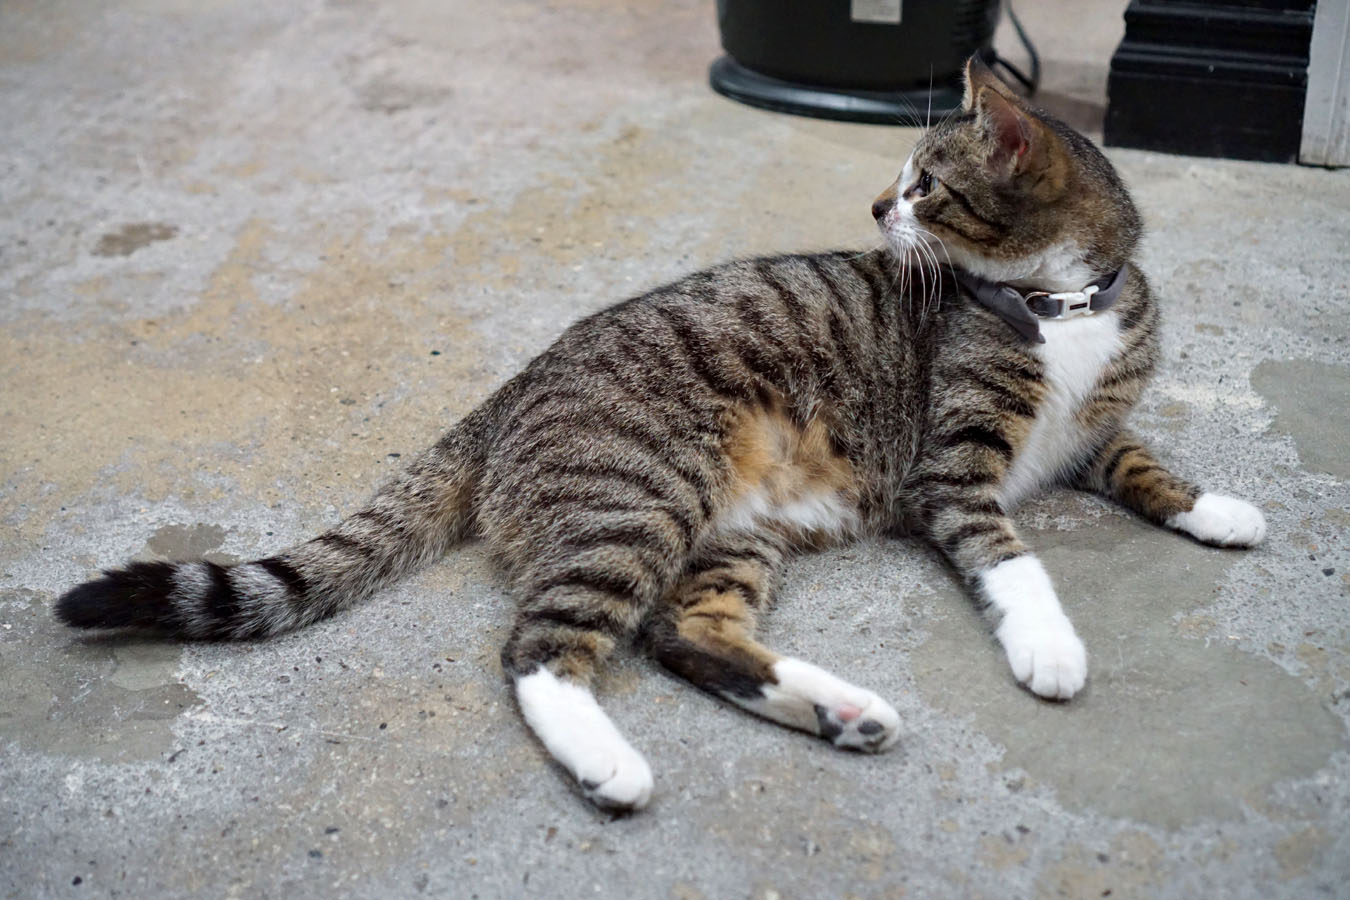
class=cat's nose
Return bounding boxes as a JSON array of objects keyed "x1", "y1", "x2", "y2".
[{"x1": 872, "y1": 196, "x2": 895, "y2": 221}]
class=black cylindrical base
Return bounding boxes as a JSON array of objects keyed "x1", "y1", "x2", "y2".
[{"x1": 709, "y1": 56, "x2": 967, "y2": 126}]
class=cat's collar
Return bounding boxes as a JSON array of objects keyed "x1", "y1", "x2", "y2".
[{"x1": 951, "y1": 265, "x2": 1129, "y2": 344}]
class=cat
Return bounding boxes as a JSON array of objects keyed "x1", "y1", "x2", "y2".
[{"x1": 55, "y1": 59, "x2": 1266, "y2": 811}]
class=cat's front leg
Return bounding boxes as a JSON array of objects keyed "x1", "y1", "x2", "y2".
[
  {"x1": 1079, "y1": 430, "x2": 1266, "y2": 548},
  {"x1": 981, "y1": 554, "x2": 1086, "y2": 700},
  {"x1": 917, "y1": 485, "x2": 1087, "y2": 699}
]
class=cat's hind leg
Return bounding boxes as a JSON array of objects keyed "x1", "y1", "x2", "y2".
[
  {"x1": 504, "y1": 580, "x2": 656, "y2": 811},
  {"x1": 499, "y1": 503, "x2": 696, "y2": 811},
  {"x1": 647, "y1": 532, "x2": 900, "y2": 752}
]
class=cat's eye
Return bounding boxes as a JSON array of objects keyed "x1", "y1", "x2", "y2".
[
  {"x1": 915, "y1": 170, "x2": 935, "y2": 198},
  {"x1": 907, "y1": 169, "x2": 935, "y2": 201}
]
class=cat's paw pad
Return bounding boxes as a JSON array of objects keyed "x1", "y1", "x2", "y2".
[
  {"x1": 814, "y1": 694, "x2": 901, "y2": 753},
  {"x1": 765, "y1": 658, "x2": 901, "y2": 752},
  {"x1": 997, "y1": 612, "x2": 1087, "y2": 700},
  {"x1": 575, "y1": 743, "x2": 654, "y2": 812},
  {"x1": 1168, "y1": 493, "x2": 1266, "y2": 548}
]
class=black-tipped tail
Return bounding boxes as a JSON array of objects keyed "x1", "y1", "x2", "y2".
[
  {"x1": 55, "y1": 561, "x2": 182, "y2": 632},
  {"x1": 56, "y1": 557, "x2": 311, "y2": 640}
]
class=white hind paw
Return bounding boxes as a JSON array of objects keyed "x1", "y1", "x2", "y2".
[
  {"x1": 815, "y1": 693, "x2": 902, "y2": 753},
  {"x1": 577, "y1": 744, "x2": 653, "y2": 811},
  {"x1": 1168, "y1": 493, "x2": 1266, "y2": 548},
  {"x1": 997, "y1": 610, "x2": 1087, "y2": 700},
  {"x1": 514, "y1": 667, "x2": 654, "y2": 811},
  {"x1": 756, "y1": 658, "x2": 902, "y2": 752}
]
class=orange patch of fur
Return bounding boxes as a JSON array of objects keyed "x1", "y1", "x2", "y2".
[
  {"x1": 553, "y1": 631, "x2": 611, "y2": 681},
  {"x1": 673, "y1": 587, "x2": 780, "y2": 675},
  {"x1": 723, "y1": 404, "x2": 859, "y2": 514}
]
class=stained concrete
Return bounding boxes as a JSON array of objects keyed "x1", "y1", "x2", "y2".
[
  {"x1": 1252, "y1": 360, "x2": 1350, "y2": 480},
  {"x1": 1, "y1": 1, "x2": 1348, "y2": 898}
]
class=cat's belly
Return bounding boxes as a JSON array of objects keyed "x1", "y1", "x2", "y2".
[
  {"x1": 998, "y1": 311, "x2": 1124, "y2": 509},
  {"x1": 715, "y1": 486, "x2": 862, "y2": 544},
  {"x1": 715, "y1": 402, "x2": 863, "y2": 545}
]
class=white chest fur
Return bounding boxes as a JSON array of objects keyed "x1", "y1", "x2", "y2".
[{"x1": 998, "y1": 312, "x2": 1123, "y2": 509}]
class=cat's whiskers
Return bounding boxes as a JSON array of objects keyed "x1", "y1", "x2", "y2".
[
  {"x1": 916, "y1": 246, "x2": 931, "y2": 318},
  {"x1": 895, "y1": 240, "x2": 933, "y2": 321},
  {"x1": 898, "y1": 258, "x2": 911, "y2": 312},
  {"x1": 917, "y1": 241, "x2": 941, "y2": 321},
  {"x1": 885, "y1": 90, "x2": 927, "y2": 130},
  {"x1": 890, "y1": 244, "x2": 913, "y2": 304},
  {"x1": 925, "y1": 67, "x2": 934, "y2": 131},
  {"x1": 889, "y1": 259, "x2": 906, "y2": 306},
  {"x1": 893, "y1": 236, "x2": 938, "y2": 323},
  {"x1": 912, "y1": 227, "x2": 952, "y2": 320}
]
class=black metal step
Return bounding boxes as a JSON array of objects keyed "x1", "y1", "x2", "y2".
[{"x1": 1104, "y1": 0, "x2": 1314, "y2": 162}]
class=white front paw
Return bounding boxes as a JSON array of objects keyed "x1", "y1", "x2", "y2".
[
  {"x1": 996, "y1": 611, "x2": 1087, "y2": 700},
  {"x1": 1168, "y1": 493, "x2": 1267, "y2": 548}
]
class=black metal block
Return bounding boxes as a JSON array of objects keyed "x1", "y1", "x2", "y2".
[{"x1": 1104, "y1": 0, "x2": 1315, "y2": 162}]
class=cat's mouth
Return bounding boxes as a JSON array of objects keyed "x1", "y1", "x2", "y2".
[
  {"x1": 874, "y1": 216, "x2": 949, "y2": 314},
  {"x1": 873, "y1": 197, "x2": 945, "y2": 260},
  {"x1": 879, "y1": 220, "x2": 947, "y2": 269}
]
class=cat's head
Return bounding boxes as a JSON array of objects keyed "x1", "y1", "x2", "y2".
[{"x1": 873, "y1": 57, "x2": 1141, "y2": 292}]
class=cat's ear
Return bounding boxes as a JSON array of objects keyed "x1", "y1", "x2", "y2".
[
  {"x1": 974, "y1": 86, "x2": 1047, "y2": 177},
  {"x1": 961, "y1": 55, "x2": 1018, "y2": 112}
]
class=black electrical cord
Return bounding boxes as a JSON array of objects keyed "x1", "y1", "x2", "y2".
[{"x1": 992, "y1": 0, "x2": 1041, "y2": 95}]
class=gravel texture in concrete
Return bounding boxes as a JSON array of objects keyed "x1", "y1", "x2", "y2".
[{"x1": 2, "y1": 1, "x2": 1347, "y2": 898}]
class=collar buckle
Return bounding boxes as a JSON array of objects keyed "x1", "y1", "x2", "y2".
[{"x1": 1026, "y1": 284, "x2": 1100, "y2": 320}]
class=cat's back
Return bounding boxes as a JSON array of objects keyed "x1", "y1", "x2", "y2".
[{"x1": 504, "y1": 249, "x2": 910, "y2": 413}]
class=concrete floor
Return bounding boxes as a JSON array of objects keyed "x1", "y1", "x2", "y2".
[{"x1": 2, "y1": 1, "x2": 1348, "y2": 897}]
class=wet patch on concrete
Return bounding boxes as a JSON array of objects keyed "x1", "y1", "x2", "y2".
[
  {"x1": 910, "y1": 503, "x2": 1347, "y2": 829},
  {"x1": 143, "y1": 522, "x2": 235, "y2": 564},
  {"x1": 356, "y1": 78, "x2": 452, "y2": 114},
  {"x1": 0, "y1": 588, "x2": 199, "y2": 763},
  {"x1": 1251, "y1": 359, "x2": 1350, "y2": 479},
  {"x1": 92, "y1": 223, "x2": 179, "y2": 257}
]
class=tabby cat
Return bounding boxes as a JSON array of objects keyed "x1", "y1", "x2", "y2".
[{"x1": 56, "y1": 60, "x2": 1266, "y2": 811}]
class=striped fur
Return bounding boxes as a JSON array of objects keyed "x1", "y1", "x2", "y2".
[{"x1": 56, "y1": 60, "x2": 1265, "y2": 810}]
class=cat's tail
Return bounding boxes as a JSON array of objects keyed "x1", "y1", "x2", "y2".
[{"x1": 55, "y1": 406, "x2": 493, "y2": 640}]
